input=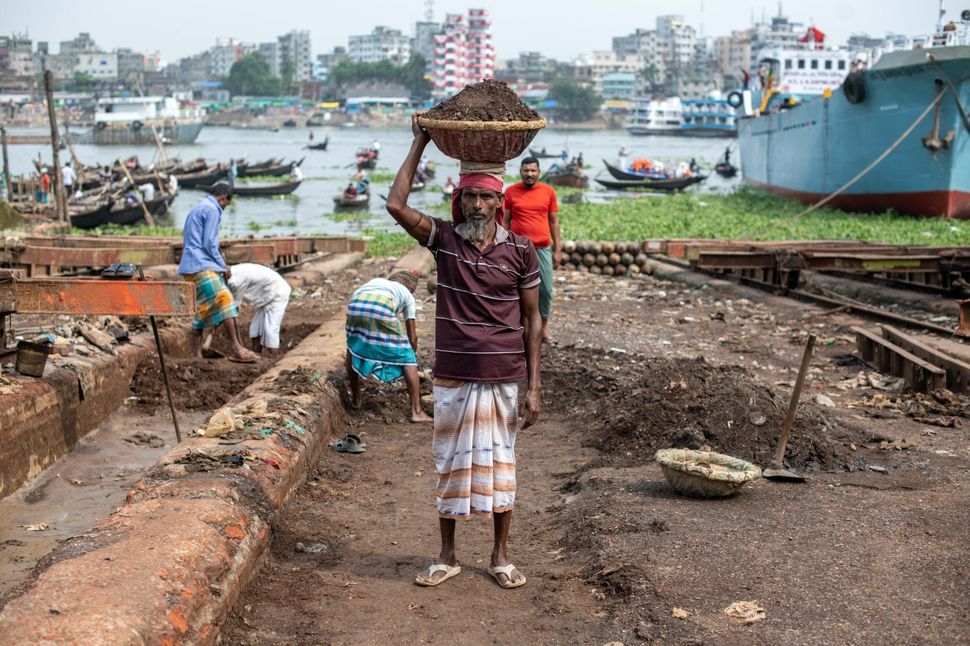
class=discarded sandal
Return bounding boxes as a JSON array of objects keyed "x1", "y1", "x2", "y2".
[
  {"x1": 415, "y1": 563, "x2": 461, "y2": 587},
  {"x1": 331, "y1": 433, "x2": 367, "y2": 454},
  {"x1": 487, "y1": 563, "x2": 526, "y2": 589}
]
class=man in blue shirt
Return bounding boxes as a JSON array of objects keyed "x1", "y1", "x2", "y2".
[{"x1": 177, "y1": 183, "x2": 257, "y2": 363}]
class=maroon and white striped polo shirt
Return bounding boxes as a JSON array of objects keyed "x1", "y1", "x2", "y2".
[{"x1": 423, "y1": 216, "x2": 540, "y2": 383}]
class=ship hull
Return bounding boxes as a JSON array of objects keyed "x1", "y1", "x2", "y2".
[
  {"x1": 738, "y1": 46, "x2": 970, "y2": 218},
  {"x1": 74, "y1": 120, "x2": 204, "y2": 145}
]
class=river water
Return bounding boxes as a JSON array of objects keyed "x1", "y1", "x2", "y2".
[{"x1": 6, "y1": 123, "x2": 740, "y2": 238}]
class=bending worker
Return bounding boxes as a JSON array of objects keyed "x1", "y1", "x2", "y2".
[
  {"x1": 345, "y1": 270, "x2": 432, "y2": 423},
  {"x1": 227, "y1": 263, "x2": 292, "y2": 356}
]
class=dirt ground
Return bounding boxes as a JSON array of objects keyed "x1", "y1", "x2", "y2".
[
  {"x1": 128, "y1": 259, "x2": 399, "y2": 413},
  {"x1": 220, "y1": 268, "x2": 970, "y2": 645}
]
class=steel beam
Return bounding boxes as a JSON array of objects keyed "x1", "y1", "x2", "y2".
[
  {"x1": 853, "y1": 326, "x2": 947, "y2": 393},
  {"x1": 18, "y1": 246, "x2": 177, "y2": 268},
  {"x1": 0, "y1": 278, "x2": 194, "y2": 316},
  {"x1": 801, "y1": 253, "x2": 942, "y2": 272},
  {"x1": 880, "y1": 324, "x2": 970, "y2": 393}
]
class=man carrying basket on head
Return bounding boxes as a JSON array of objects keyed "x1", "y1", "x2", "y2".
[{"x1": 386, "y1": 114, "x2": 542, "y2": 591}]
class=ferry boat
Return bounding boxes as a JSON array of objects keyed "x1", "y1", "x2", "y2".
[
  {"x1": 625, "y1": 97, "x2": 683, "y2": 135},
  {"x1": 626, "y1": 96, "x2": 738, "y2": 137},
  {"x1": 74, "y1": 96, "x2": 205, "y2": 145},
  {"x1": 737, "y1": 13, "x2": 970, "y2": 218},
  {"x1": 680, "y1": 97, "x2": 738, "y2": 137}
]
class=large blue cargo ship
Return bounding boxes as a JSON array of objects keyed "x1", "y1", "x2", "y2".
[{"x1": 738, "y1": 23, "x2": 970, "y2": 218}]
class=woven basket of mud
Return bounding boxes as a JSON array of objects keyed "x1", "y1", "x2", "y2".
[
  {"x1": 416, "y1": 116, "x2": 547, "y2": 162},
  {"x1": 655, "y1": 448, "x2": 762, "y2": 498}
]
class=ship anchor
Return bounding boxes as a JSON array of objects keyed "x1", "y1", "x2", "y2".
[{"x1": 922, "y1": 80, "x2": 955, "y2": 153}]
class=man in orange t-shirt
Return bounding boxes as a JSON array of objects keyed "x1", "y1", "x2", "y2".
[{"x1": 504, "y1": 156, "x2": 560, "y2": 342}]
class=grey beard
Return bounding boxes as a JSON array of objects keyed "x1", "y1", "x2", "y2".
[{"x1": 455, "y1": 218, "x2": 490, "y2": 242}]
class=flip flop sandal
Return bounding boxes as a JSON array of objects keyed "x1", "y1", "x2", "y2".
[
  {"x1": 331, "y1": 433, "x2": 367, "y2": 454},
  {"x1": 227, "y1": 353, "x2": 258, "y2": 364},
  {"x1": 487, "y1": 564, "x2": 526, "y2": 589},
  {"x1": 415, "y1": 563, "x2": 461, "y2": 587}
]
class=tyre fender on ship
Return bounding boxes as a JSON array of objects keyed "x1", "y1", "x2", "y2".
[
  {"x1": 842, "y1": 72, "x2": 866, "y2": 104},
  {"x1": 131, "y1": 120, "x2": 143, "y2": 130},
  {"x1": 726, "y1": 91, "x2": 744, "y2": 108},
  {"x1": 95, "y1": 121, "x2": 107, "y2": 130}
]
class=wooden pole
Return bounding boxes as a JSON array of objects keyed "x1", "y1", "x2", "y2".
[
  {"x1": 43, "y1": 70, "x2": 68, "y2": 221},
  {"x1": 0, "y1": 126, "x2": 10, "y2": 201},
  {"x1": 117, "y1": 158, "x2": 156, "y2": 227}
]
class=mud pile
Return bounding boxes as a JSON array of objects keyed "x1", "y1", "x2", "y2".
[
  {"x1": 543, "y1": 346, "x2": 860, "y2": 471},
  {"x1": 422, "y1": 79, "x2": 540, "y2": 122}
]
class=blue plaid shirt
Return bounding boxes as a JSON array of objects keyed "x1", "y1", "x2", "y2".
[{"x1": 177, "y1": 195, "x2": 227, "y2": 274}]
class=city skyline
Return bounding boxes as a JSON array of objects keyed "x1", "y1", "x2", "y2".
[{"x1": 3, "y1": 0, "x2": 949, "y2": 63}]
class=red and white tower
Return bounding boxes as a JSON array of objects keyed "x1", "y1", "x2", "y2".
[{"x1": 431, "y1": 8, "x2": 495, "y2": 99}]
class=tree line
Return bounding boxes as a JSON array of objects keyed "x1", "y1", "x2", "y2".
[{"x1": 223, "y1": 52, "x2": 601, "y2": 122}]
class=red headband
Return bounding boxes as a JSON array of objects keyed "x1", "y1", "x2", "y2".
[{"x1": 450, "y1": 173, "x2": 505, "y2": 223}]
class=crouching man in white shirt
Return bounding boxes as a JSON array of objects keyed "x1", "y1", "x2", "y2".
[{"x1": 227, "y1": 263, "x2": 292, "y2": 356}]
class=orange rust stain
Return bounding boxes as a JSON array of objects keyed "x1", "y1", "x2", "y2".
[
  {"x1": 224, "y1": 524, "x2": 245, "y2": 540},
  {"x1": 168, "y1": 610, "x2": 189, "y2": 634}
]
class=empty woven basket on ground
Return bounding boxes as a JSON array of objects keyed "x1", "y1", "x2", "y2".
[
  {"x1": 654, "y1": 448, "x2": 762, "y2": 497},
  {"x1": 416, "y1": 116, "x2": 547, "y2": 162}
]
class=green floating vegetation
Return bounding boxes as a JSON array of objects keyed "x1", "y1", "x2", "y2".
[
  {"x1": 558, "y1": 187, "x2": 970, "y2": 246},
  {"x1": 326, "y1": 210, "x2": 372, "y2": 222},
  {"x1": 361, "y1": 229, "x2": 414, "y2": 258},
  {"x1": 364, "y1": 171, "x2": 397, "y2": 183},
  {"x1": 71, "y1": 224, "x2": 183, "y2": 237}
]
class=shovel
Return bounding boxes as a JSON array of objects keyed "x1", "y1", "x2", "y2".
[{"x1": 764, "y1": 333, "x2": 816, "y2": 482}]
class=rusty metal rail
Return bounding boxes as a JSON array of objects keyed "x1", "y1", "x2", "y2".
[
  {"x1": 0, "y1": 276, "x2": 194, "y2": 317},
  {"x1": 0, "y1": 236, "x2": 367, "y2": 277}
]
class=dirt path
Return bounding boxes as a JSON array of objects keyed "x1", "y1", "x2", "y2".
[{"x1": 223, "y1": 268, "x2": 970, "y2": 644}]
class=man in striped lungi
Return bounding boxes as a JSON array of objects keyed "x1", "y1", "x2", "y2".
[{"x1": 386, "y1": 116, "x2": 542, "y2": 590}]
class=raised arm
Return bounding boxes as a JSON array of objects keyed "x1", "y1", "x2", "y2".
[{"x1": 386, "y1": 115, "x2": 434, "y2": 245}]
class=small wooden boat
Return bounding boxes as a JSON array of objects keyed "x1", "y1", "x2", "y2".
[
  {"x1": 529, "y1": 147, "x2": 562, "y2": 159},
  {"x1": 602, "y1": 159, "x2": 670, "y2": 182},
  {"x1": 410, "y1": 181, "x2": 426, "y2": 193},
  {"x1": 282, "y1": 119, "x2": 298, "y2": 128},
  {"x1": 306, "y1": 140, "x2": 329, "y2": 151},
  {"x1": 595, "y1": 175, "x2": 707, "y2": 192},
  {"x1": 238, "y1": 157, "x2": 304, "y2": 178},
  {"x1": 333, "y1": 192, "x2": 370, "y2": 208},
  {"x1": 105, "y1": 194, "x2": 175, "y2": 226},
  {"x1": 197, "y1": 179, "x2": 302, "y2": 197},
  {"x1": 176, "y1": 165, "x2": 227, "y2": 188},
  {"x1": 544, "y1": 171, "x2": 588, "y2": 189},
  {"x1": 715, "y1": 162, "x2": 738, "y2": 178},
  {"x1": 68, "y1": 199, "x2": 115, "y2": 230}
]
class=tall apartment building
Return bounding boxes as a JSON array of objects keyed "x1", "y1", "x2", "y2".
[
  {"x1": 656, "y1": 15, "x2": 696, "y2": 69},
  {"x1": 431, "y1": 8, "x2": 495, "y2": 99},
  {"x1": 348, "y1": 26, "x2": 410, "y2": 64},
  {"x1": 713, "y1": 11, "x2": 804, "y2": 76},
  {"x1": 211, "y1": 38, "x2": 241, "y2": 77},
  {"x1": 278, "y1": 30, "x2": 312, "y2": 82},
  {"x1": 612, "y1": 27, "x2": 666, "y2": 83},
  {"x1": 0, "y1": 34, "x2": 35, "y2": 77},
  {"x1": 412, "y1": 20, "x2": 439, "y2": 69},
  {"x1": 258, "y1": 42, "x2": 280, "y2": 77}
]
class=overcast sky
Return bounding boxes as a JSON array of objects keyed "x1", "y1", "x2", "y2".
[{"x1": 4, "y1": 0, "x2": 948, "y2": 63}]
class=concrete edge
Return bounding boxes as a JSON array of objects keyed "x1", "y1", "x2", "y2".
[{"x1": 0, "y1": 250, "x2": 410, "y2": 645}]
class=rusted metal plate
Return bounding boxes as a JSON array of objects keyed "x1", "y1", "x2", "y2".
[
  {"x1": 221, "y1": 243, "x2": 277, "y2": 264},
  {"x1": 802, "y1": 253, "x2": 941, "y2": 272},
  {"x1": 880, "y1": 324, "x2": 970, "y2": 393},
  {"x1": 18, "y1": 246, "x2": 177, "y2": 267},
  {"x1": 694, "y1": 251, "x2": 778, "y2": 270},
  {"x1": 853, "y1": 326, "x2": 947, "y2": 392},
  {"x1": 0, "y1": 279, "x2": 194, "y2": 316}
]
